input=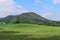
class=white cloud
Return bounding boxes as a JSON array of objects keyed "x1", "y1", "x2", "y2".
[
  {"x1": 34, "y1": 0, "x2": 41, "y2": 6},
  {"x1": 0, "y1": 0, "x2": 28, "y2": 18},
  {"x1": 40, "y1": 12, "x2": 60, "y2": 21},
  {"x1": 35, "y1": 0, "x2": 40, "y2": 4},
  {"x1": 52, "y1": 0, "x2": 60, "y2": 4},
  {"x1": 40, "y1": 12, "x2": 51, "y2": 18}
]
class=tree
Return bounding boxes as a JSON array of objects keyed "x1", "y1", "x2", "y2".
[{"x1": 16, "y1": 16, "x2": 20, "y2": 24}]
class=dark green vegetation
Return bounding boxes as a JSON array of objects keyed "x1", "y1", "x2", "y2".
[
  {"x1": 0, "y1": 24, "x2": 60, "y2": 40},
  {"x1": 0, "y1": 12, "x2": 60, "y2": 26}
]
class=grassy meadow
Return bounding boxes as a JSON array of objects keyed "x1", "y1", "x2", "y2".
[{"x1": 0, "y1": 24, "x2": 60, "y2": 40}]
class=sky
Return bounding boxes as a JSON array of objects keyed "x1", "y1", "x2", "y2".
[{"x1": 0, "y1": 0, "x2": 60, "y2": 21}]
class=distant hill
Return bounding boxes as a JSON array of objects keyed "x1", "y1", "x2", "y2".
[
  {"x1": 0, "y1": 12, "x2": 59, "y2": 26},
  {"x1": 0, "y1": 15, "x2": 15, "y2": 24}
]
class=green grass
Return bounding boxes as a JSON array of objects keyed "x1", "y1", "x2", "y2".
[{"x1": 0, "y1": 24, "x2": 60, "y2": 40}]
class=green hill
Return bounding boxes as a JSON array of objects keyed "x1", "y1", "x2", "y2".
[{"x1": 0, "y1": 12, "x2": 58, "y2": 26}]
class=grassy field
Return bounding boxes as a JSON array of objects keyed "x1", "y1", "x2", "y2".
[{"x1": 0, "y1": 24, "x2": 60, "y2": 40}]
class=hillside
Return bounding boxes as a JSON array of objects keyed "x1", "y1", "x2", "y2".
[
  {"x1": 0, "y1": 24, "x2": 60, "y2": 40},
  {"x1": 0, "y1": 12, "x2": 58, "y2": 25},
  {"x1": 0, "y1": 15, "x2": 15, "y2": 24}
]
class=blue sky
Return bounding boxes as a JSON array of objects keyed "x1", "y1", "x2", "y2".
[{"x1": 0, "y1": 0, "x2": 60, "y2": 21}]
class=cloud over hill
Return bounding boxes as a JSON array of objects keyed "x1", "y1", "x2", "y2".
[{"x1": 0, "y1": 0, "x2": 28, "y2": 18}]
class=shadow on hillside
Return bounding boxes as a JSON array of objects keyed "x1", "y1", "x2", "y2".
[{"x1": 0, "y1": 31, "x2": 60, "y2": 40}]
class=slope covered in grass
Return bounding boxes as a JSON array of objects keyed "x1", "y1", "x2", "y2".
[
  {"x1": 0, "y1": 24, "x2": 60, "y2": 40},
  {"x1": 0, "y1": 24, "x2": 60, "y2": 36}
]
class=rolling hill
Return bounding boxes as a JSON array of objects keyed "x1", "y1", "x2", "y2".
[
  {"x1": 0, "y1": 24, "x2": 60, "y2": 40},
  {"x1": 0, "y1": 12, "x2": 58, "y2": 26}
]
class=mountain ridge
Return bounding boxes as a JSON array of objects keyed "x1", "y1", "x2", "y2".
[{"x1": 0, "y1": 12, "x2": 60, "y2": 26}]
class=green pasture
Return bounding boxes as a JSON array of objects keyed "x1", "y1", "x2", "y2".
[{"x1": 0, "y1": 24, "x2": 60, "y2": 40}]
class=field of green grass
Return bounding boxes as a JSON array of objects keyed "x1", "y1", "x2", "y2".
[{"x1": 0, "y1": 24, "x2": 60, "y2": 40}]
